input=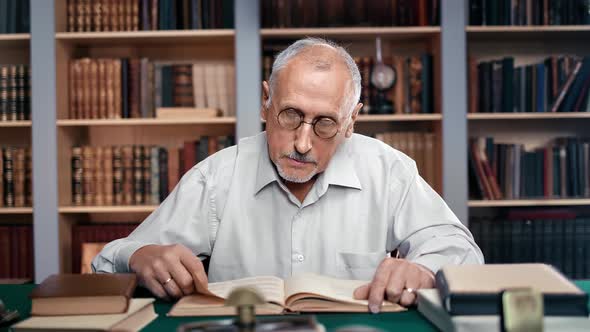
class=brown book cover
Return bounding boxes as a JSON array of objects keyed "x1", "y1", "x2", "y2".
[
  {"x1": 13, "y1": 148, "x2": 25, "y2": 207},
  {"x1": 8, "y1": 65, "x2": 17, "y2": 121},
  {"x1": 92, "y1": 0, "x2": 102, "y2": 31},
  {"x1": 82, "y1": 147, "x2": 95, "y2": 205},
  {"x1": 123, "y1": 146, "x2": 134, "y2": 205},
  {"x1": 119, "y1": 0, "x2": 127, "y2": 31},
  {"x1": 0, "y1": 65, "x2": 8, "y2": 121},
  {"x1": 129, "y1": 58, "x2": 141, "y2": 118},
  {"x1": 75, "y1": 0, "x2": 85, "y2": 32},
  {"x1": 182, "y1": 141, "x2": 197, "y2": 176},
  {"x1": 94, "y1": 147, "x2": 105, "y2": 206},
  {"x1": 103, "y1": 146, "x2": 114, "y2": 205},
  {"x1": 101, "y1": 0, "x2": 111, "y2": 31},
  {"x1": 110, "y1": 0, "x2": 119, "y2": 31},
  {"x1": 150, "y1": 0, "x2": 158, "y2": 30},
  {"x1": 97, "y1": 59, "x2": 107, "y2": 118},
  {"x1": 173, "y1": 65, "x2": 194, "y2": 107},
  {"x1": 0, "y1": 226, "x2": 9, "y2": 277},
  {"x1": 113, "y1": 59, "x2": 122, "y2": 118},
  {"x1": 10, "y1": 226, "x2": 18, "y2": 277},
  {"x1": 67, "y1": 0, "x2": 77, "y2": 32},
  {"x1": 71, "y1": 147, "x2": 83, "y2": 205},
  {"x1": 131, "y1": 0, "x2": 139, "y2": 30},
  {"x1": 79, "y1": 58, "x2": 91, "y2": 119},
  {"x1": 113, "y1": 146, "x2": 124, "y2": 205},
  {"x1": 142, "y1": 146, "x2": 152, "y2": 204},
  {"x1": 69, "y1": 60, "x2": 78, "y2": 119},
  {"x1": 132, "y1": 146, "x2": 144, "y2": 204},
  {"x1": 89, "y1": 59, "x2": 99, "y2": 119},
  {"x1": 30, "y1": 273, "x2": 137, "y2": 316},
  {"x1": 3, "y1": 147, "x2": 14, "y2": 207}
]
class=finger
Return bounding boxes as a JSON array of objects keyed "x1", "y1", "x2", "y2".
[
  {"x1": 180, "y1": 251, "x2": 209, "y2": 294},
  {"x1": 143, "y1": 274, "x2": 170, "y2": 301},
  {"x1": 163, "y1": 279, "x2": 184, "y2": 300},
  {"x1": 165, "y1": 258, "x2": 196, "y2": 296},
  {"x1": 367, "y1": 260, "x2": 394, "y2": 313},
  {"x1": 152, "y1": 260, "x2": 183, "y2": 299},
  {"x1": 385, "y1": 261, "x2": 411, "y2": 304},
  {"x1": 353, "y1": 284, "x2": 370, "y2": 300},
  {"x1": 399, "y1": 267, "x2": 421, "y2": 306}
]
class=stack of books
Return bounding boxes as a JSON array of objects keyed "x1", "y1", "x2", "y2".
[{"x1": 418, "y1": 264, "x2": 590, "y2": 332}]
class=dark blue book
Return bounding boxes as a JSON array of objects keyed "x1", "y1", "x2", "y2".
[
  {"x1": 221, "y1": 0, "x2": 234, "y2": 28},
  {"x1": 161, "y1": 66, "x2": 174, "y2": 107},
  {"x1": 533, "y1": 219, "x2": 544, "y2": 263},
  {"x1": 190, "y1": 0, "x2": 202, "y2": 29},
  {"x1": 553, "y1": 145, "x2": 561, "y2": 197},
  {"x1": 574, "y1": 219, "x2": 586, "y2": 279},
  {"x1": 502, "y1": 57, "x2": 514, "y2": 112},
  {"x1": 535, "y1": 63, "x2": 546, "y2": 112},
  {"x1": 560, "y1": 57, "x2": 590, "y2": 112},
  {"x1": 6, "y1": 0, "x2": 15, "y2": 33},
  {"x1": 564, "y1": 219, "x2": 575, "y2": 277},
  {"x1": 421, "y1": 54, "x2": 433, "y2": 113},
  {"x1": 202, "y1": 0, "x2": 210, "y2": 29}
]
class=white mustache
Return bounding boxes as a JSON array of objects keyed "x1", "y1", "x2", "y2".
[{"x1": 285, "y1": 151, "x2": 317, "y2": 164}]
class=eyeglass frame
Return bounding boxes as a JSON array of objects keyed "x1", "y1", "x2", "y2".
[{"x1": 271, "y1": 107, "x2": 343, "y2": 139}]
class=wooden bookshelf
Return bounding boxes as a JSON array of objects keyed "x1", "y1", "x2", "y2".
[
  {"x1": 59, "y1": 205, "x2": 158, "y2": 214},
  {"x1": 469, "y1": 199, "x2": 590, "y2": 207},
  {"x1": 468, "y1": 113, "x2": 590, "y2": 120},
  {"x1": 261, "y1": 27, "x2": 440, "y2": 40},
  {"x1": 0, "y1": 121, "x2": 32, "y2": 127},
  {"x1": 57, "y1": 118, "x2": 237, "y2": 126},
  {"x1": 0, "y1": 207, "x2": 33, "y2": 214},
  {"x1": 357, "y1": 114, "x2": 442, "y2": 122},
  {"x1": 0, "y1": 33, "x2": 30, "y2": 47},
  {"x1": 467, "y1": 25, "x2": 590, "y2": 41},
  {"x1": 55, "y1": 30, "x2": 234, "y2": 46}
]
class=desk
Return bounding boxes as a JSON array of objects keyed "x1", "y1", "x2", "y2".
[{"x1": 3, "y1": 281, "x2": 590, "y2": 332}]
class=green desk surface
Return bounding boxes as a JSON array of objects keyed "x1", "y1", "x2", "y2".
[{"x1": 2, "y1": 281, "x2": 590, "y2": 332}]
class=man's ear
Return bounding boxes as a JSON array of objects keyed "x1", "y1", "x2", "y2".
[
  {"x1": 345, "y1": 103, "x2": 363, "y2": 138},
  {"x1": 261, "y1": 81, "x2": 270, "y2": 121}
]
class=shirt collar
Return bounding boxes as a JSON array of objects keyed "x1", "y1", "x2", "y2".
[{"x1": 254, "y1": 133, "x2": 363, "y2": 195}]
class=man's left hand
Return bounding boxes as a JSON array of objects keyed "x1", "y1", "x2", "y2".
[{"x1": 353, "y1": 258, "x2": 435, "y2": 313}]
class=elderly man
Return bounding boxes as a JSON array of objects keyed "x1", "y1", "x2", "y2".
[{"x1": 93, "y1": 38, "x2": 483, "y2": 313}]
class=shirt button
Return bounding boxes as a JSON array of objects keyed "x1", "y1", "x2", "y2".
[{"x1": 297, "y1": 254, "x2": 304, "y2": 262}]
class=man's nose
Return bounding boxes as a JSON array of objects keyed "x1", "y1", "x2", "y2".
[{"x1": 294, "y1": 122, "x2": 313, "y2": 155}]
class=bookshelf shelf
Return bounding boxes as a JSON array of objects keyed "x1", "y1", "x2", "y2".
[
  {"x1": 57, "y1": 118, "x2": 237, "y2": 126},
  {"x1": 467, "y1": 25, "x2": 590, "y2": 41},
  {"x1": 356, "y1": 114, "x2": 442, "y2": 122},
  {"x1": 0, "y1": 207, "x2": 33, "y2": 214},
  {"x1": 0, "y1": 33, "x2": 30, "y2": 47},
  {"x1": 261, "y1": 27, "x2": 440, "y2": 40},
  {"x1": 59, "y1": 205, "x2": 158, "y2": 214},
  {"x1": 0, "y1": 121, "x2": 32, "y2": 127},
  {"x1": 55, "y1": 30, "x2": 235, "y2": 46},
  {"x1": 468, "y1": 199, "x2": 590, "y2": 207},
  {"x1": 467, "y1": 113, "x2": 590, "y2": 120}
]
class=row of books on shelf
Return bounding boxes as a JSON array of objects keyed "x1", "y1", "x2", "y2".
[
  {"x1": 375, "y1": 130, "x2": 437, "y2": 188},
  {"x1": 261, "y1": 0, "x2": 440, "y2": 28},
  {"x1": 0, "y1": 225, "x2": 33, "y2": 279},
  {"x1": 67, "y1": 0, "x2": 234, "y2": 32},
  {"x1": 0, "y1": 0, "x2": 30, "y2": 34},
  {"x1": 469, "y1": 0, "x2": 590, "y2": 26},
  {"x1": 69, "y1": 58, "x2": 235, "y2": 120},
  {"x1": 71, "y1": 136, "x2": 234, "y2": 206},
  {"x1": 1, "y1": 147, "x2": 32, "y2": 208},
  {"x1": 262, "y1": 52, "x2": 434, "y2": 115},
  {"x1": 0, "y1": 64, "x2": 31, "y2": 122},
  {"x1": 72, "y1": 223, "x2": 136, "y2": 273},
  {"x1": 469, "y1": 137, "x2": 590, "y2": 200},
  {"x1": 470, "y1": 56, "x2": 590, "y2": 113},
  {"x1": 470, "y1": 212, "x2": 590, "y2": 279}
]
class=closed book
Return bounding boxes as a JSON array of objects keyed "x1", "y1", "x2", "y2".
[
  {"x1": 435, "y1": 264, "x2": 588, "y2": 316},
  {"x1": 12, "y1": 298, "x2": 156, "y2": 332},
  {"x1": 417, "y1": 288, "x2": 590, "y2": 332},
  {"x1": 30, "y1": 273, "x2": 137, "y2": 316}
]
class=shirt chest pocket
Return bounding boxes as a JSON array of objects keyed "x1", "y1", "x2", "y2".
[{"x1": 336, "y1": 251, "x2": 388, "y2": 281}]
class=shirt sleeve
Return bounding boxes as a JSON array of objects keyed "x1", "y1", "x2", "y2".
[
  {"x1": 92, "y1": 166, "x2": 216, "y2": 273},
  {"x1": 392, "y1": 169, "x2": 485, "y2": 274}
]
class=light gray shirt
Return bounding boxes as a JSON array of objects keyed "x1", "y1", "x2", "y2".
[{"x1": 93, "y1": 132, "x2": 484, "y2": 281}]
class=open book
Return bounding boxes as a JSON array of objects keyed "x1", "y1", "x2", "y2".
[{"x1": 168, "y1": 273, "x2": 405, "y2": 316}]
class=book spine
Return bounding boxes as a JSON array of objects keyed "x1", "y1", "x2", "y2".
[
  {"x1": 0, "y1": 65, "x2": 7, "y2": 121},
  {"x1": 3, "y1": 148, "x2": 14, "y2": 207},
  {"x1": 71, "y1": 147, "x2": 83, "y2": 205}
]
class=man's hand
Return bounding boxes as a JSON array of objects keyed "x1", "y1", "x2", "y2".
[
  {"x1": 353, "y1": 258, "x2": 435, "y2": 313},
  {"x1": 129, "y1": 244, "x2": 208, "y2": 301}
]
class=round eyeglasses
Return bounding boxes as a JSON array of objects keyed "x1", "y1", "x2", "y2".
[{"x1": 276, "y1": 109, "x2": 340, "y2": 139}]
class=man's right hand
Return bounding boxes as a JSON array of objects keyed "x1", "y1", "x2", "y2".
[{"x1": 129, "y1": 244, "x2": 208, "y2": 301}]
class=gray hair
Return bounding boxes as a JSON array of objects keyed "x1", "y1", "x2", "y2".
[{"x1": 265, "y1": 37, "x2": 362, "y2": 119}]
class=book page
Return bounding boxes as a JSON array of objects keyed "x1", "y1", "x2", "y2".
[
  {"x1": 284, "y1": 273, "x2": 396, "y2": 308},
  {"x1": 207, "y1": 275, "x2": 286, "y2": 306}
]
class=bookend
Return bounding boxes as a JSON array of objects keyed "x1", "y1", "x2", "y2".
[{"x1": 500, "y1": 288, "x2": 543, "y2": 332}]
